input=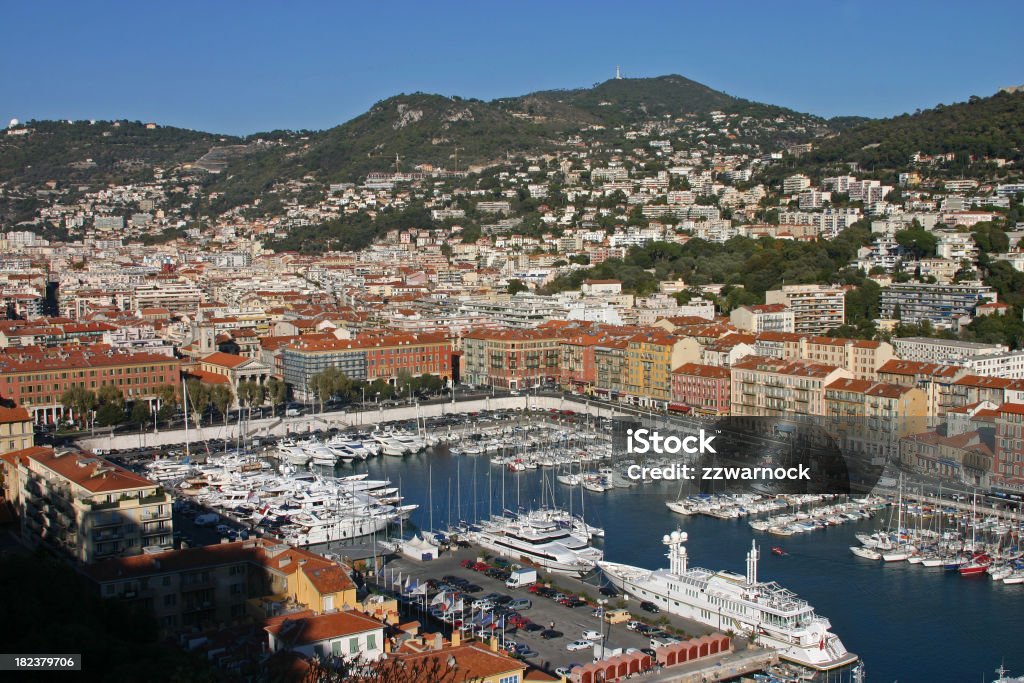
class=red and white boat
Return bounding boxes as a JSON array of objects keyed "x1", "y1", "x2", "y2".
[{"x1": 959, "y1": 553, "x2": 992, "y2": 576}]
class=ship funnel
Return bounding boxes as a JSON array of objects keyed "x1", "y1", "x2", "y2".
[
  {"x1": 664, "y1": 529, "x2": 688, "y2": 575},
  {"x1": 746, "y1": 540, "x2": 759, "y2": 585}
]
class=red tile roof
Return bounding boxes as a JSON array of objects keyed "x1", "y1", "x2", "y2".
[
  {"x1": 202, "y1": 351, "x2": 250, "y2": 369},
  {"x1": 672, "y1": 362, "x2": 731, "y2": 379},
  {"x1": 264, "y1": 609, "x2": 384, "y2": 644},
  {"x1": 0, "y1": 405, "x2": 31, "y2": 423},
  {"x1": 26, "y1": 448, "x2": 156, "y2": 493}
]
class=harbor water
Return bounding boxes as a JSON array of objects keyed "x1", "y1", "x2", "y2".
[{"x1": 328, "y1": 446, "x2": 1024, "y2": 683}]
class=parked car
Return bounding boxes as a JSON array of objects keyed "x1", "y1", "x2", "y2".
[
  {"x1": 540, "y1": 629, "x2": 563, "y2": 640},
  {"x1": 640, "y1": 601, "x2": 661, "y2": 613},
  {"x1": 566, "y1": 639, "x2": 593, "y2": 652},
  {"x1": 581, "y1": 630, "x2": 602, "y2": 641}
]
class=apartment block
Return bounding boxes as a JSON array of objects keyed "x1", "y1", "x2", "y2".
[
  {"x1": 802, "y1": 337, "x2": 894, "y2": 381},
  {"x1": 593, "y1": 339, "x2": 628, "y2": 399},
  {"x1": 0, "y1": 402, "x2": 33, "y2": 455},
  {"x1": 281, "y1": 332, "x2": 452, "y2": 400},
  {"x1": 993, "y1": 403, "x2": 1024, "y2": 487},
  {"x1": 765, "y1": 285, "x2": 846, "y2": 335},
  {"x1": 899, "y1": 430, "x2": 994, "y2": 486},
  {"x1": 893, "y1": 337, "x2": 1007, "y2": 364},
  {"x1": 783, "y1": 174, "x2": 812, "y2": 194},
  {"x1": 730, "y1": 356, "x2": 852, "y2": 417},
  {"x1": 730, "y1": 304, "x2": 795, "y2": 334},
  {"x1": 558, "y1": 329, "x2": 634, "y2": 393},
  {"x1": 879, "y1": 282, "x2": 997, "y2": 328},
  {"x1": 823, "y1": 378, "x2": 928, "y2": 464},
  {"x1": 624, "y1": 332, "x2": 700, "y2": 405},
  {"x1": 81, "y1": 538, "x2": 358, "y2": 633},
  {"x1": 963, "y1": 351, "x2": 1024, "y2": 379},
  {"x1": 265, "y1": 609, "x2": 385, "y2": 662},
  {"x1": 877, "y1": 360, "x2": 968, "y2": 417},
  {"x1": 2, "y1": 447, "x2": 172, "y2": 563},
  {"x1": 671, "y1": 363, "x2": 731, "y2": 415},
  {"x1": 462, "y1": 327, "x2": 562, "y2": 390},
  {"x1": 0, "y1": 345, "x2": 181, "y2": 424}
]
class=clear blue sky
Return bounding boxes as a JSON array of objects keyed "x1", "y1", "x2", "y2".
[{"x1": 3, "y1": 1, "x2": 1022, "y2": 135}]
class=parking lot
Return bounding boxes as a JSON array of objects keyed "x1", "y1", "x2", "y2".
[{"x1": 376, "y1": 544, "x2": 721, "y2": 677}]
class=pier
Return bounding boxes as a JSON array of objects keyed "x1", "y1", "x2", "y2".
[{"x1": 368, "y1": 542, "x2": 779, "y2": 681}]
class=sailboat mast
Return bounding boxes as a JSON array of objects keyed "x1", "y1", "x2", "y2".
[{"x1": 182, "y1": 376, "x2": 191, "y2": 460}]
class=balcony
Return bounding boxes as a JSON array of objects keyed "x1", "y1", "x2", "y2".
[
  {"x1": 183, "y1": 601, "x2": 215, "y2": 615},
  {"x1": 90, "y1": 515, "x2": 125, "y2": 529}
]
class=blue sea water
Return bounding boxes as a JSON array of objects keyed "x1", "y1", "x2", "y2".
[{"x1": 343, "y1": 448, "x2": 1024, "y2": 683}]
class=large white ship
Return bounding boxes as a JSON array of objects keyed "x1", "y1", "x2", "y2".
[
  {"x1": 599, "y1": 531, "x2": 857, "y2": 671},
  {"x1": 468, "y1": 513, "x2": 603, "y2": 574}
]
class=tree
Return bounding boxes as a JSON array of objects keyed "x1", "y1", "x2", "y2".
[
  {"x1": 507, "y1": 279, "x2": 529, "y2": 295},
  {"x1": 308, "y1": 367, "x2": 354, "y2": 412},
  {"x1": 60, "y1": 386, "x2": 96, "y2": 428},
  {"x1": 971, "y1": 221, "x2": 1010, "y2": 254},
  {"x1": 237, "y1": 380, "x2": 266, "y2": 423},
  {"x1": 368, "y1": 378, "x2": 396, "y2": 402},
  {"x1": 417, "y1": 373, "x2": 444, "y2": 395},
  {"x1": 894, "y1": 227, "x2": 938, "y2": 259},
  {"x1": 131, "y1": 401, "x2": 151, "y2": 429},
  {"x1": 95, "y1": 384, "x2": 127, "y2": 427},
  {"x1": 265, "y1": 377, "x2": 288, "y2": 415},
  {"x1": 155, "y1": 383, "x2": 180, "y2": 424},
  {"x1": 209, "y1": 384, "x2": 234, "y2": 425},
  {"x1": 185, "y1": 379, "x2": 211, "y2": 426}
]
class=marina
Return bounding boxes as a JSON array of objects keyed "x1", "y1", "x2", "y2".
[
  {"x1": 129, "y1": 408, "x2": 1024, "y2": 682},
  {"x1": 349, "y1": 438, "x2": 1024, "y2": 682}
]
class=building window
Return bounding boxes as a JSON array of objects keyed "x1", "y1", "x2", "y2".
[{"x1": 349, "y1": 638, "x2": 359, "y2": 654}]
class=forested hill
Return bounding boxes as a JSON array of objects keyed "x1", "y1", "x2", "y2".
[
  {"x1": 0, "y1": 120, "x2": 236, "y2": 186},
  {"x1": 795, "y1": 90, "x2": 1024, "y2": 174}
]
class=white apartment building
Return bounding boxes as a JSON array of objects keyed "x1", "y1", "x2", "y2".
[
  {"x1": 765, "y1": 285, "x2": 846, "y2": 335},
  {"x1": 730, "y1": 304, "x2": 795, "y2": 333},
  {"x1": 783, "y1": 174, "x2": 812, "y2": 194},
  {"x1": 893, "y1": 337, "x2": 1007, "y2": 364},
  {"x1": 963, "y1": 351, "x2": 1024, "y2": 379}
]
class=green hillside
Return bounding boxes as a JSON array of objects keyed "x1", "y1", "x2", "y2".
[
  {"x1": 802, "y1": 90, "x2": 1024, "y2": 172},
  {"x1": 0, "y1": 120, "x2": 235, "y2": 186}
]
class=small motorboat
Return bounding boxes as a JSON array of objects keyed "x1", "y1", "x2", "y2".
[{"x1": 771, "y1": 546, "x2": 788, "y2": 557}]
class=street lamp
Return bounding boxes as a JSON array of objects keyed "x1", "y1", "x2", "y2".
[{"x1": 597, "y1": 598, "x2": 608, "y2": 661}]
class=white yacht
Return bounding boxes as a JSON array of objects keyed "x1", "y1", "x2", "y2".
[
  {"x1": 280, "y1": 511, "x2": 393, "y2": 546},
  {"x1": 373, "y1": 430, "x2": 424, "y2": 456},
  {"x1": 599, "y1": 531, "x2": 857, "y2": 672},
  {"x1": 468, "y1": 513, "x2": 603, "y2": 574}
]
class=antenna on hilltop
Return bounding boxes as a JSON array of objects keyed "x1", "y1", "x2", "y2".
[{"x1": 615, "y1": 65, "x2": 622, "y2": 80}]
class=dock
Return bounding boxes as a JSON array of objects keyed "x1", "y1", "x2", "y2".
[{"x1": 369, "y1": 542, "x2": 777, "y2": 680}]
